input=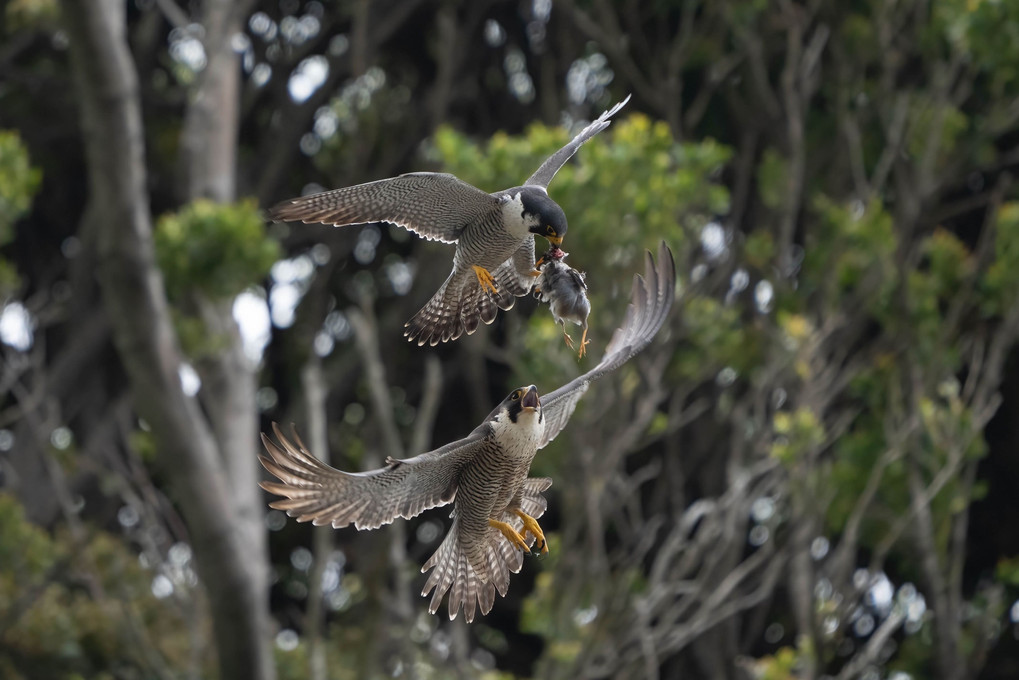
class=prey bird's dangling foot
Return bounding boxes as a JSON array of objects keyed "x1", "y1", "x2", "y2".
[
  {"x1": 513, "y1": 509, "x2": 549, "y2": 555},
  {"x1": 562, "y1": 324, "x2": 590, "y2": 358},
  {"x1": 577, "y1": 326, "x2": 590, "y2": 358},
  {"x1": 490, "y1": 518, "x2": 531, "y2": 553},
  {"x1": 472, "y1": 265, "x2": 499, "y2": 295}
]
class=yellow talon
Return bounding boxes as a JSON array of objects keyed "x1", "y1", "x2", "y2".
[
  {"x1": 472, "y1": 265, "x2": 498, "y2": 294},
  {"x1": 577, "y1": 327, "x2": 590, "y2": 359},
  {"x1": 513, "y1": 509, "x2": 549, "y2": 554},
  {"x1": 490, "y1": 519, "x2": 530, "y2": 552},
  {"x1": 563, "y1": 327, "x2": 590, "y2": 357}
]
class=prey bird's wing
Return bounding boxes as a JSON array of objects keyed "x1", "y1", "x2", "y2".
[
  {"x1": 524, "y1": 94, "x2": 631, "y2": 188},
  {"x1": 538, "y1": 241, "x2": 675, "y2": 449},
  {"x1": 269, "y1": 172, "x2": 500, "y2": 244},
  {"x1": 259, "y1": 422, "x2": 486, "y2": 530},
  {"x1": 566, "y1": 266, "x2": 588, "y2": 291}
]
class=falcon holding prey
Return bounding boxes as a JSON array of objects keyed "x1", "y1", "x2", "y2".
[
  {"x1": 268, "y1": 96, "x2": 630, "y2": 346},
  {"x1": 258, "y1": 242, "x2": 675, "y2": 622}
]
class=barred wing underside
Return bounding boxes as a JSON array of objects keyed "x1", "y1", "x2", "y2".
[
  {"x1": 259, "y1": 422, "x2": 486, "y2": 530},
  {"x1": 269, "y1": 172, "x2": 499, "y2": 244}
]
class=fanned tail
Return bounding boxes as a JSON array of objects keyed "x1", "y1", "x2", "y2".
[
  {"x1": 404, "y1": 270, "x2": 470, "y2": 346},
  {"x1": 421, "y1": 477, "x2": 552, "y2": 622},
  {"x1": 405, "y1": 261, "x2": 534, "y2": 346}
]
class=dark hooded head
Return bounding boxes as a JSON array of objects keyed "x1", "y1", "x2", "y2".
[{"x1": 519, "y1": 188, "x2": 568, "y2": 246}]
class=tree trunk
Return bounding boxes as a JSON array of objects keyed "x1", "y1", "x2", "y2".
[{"x1": 60, "y1": 2, "x2": 275, "y2": 679}]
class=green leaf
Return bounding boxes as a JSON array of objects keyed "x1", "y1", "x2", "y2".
[{"x1": 154, "y1": 198, "x2": 281, "y2": 302}]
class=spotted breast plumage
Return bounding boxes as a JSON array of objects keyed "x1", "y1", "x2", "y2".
[
  {"x1": 258, "y1": 242, "x2": 674, "y2": 622},
  {"x1": 268, "y1": 96, "x2": 631, "y2": 347}
]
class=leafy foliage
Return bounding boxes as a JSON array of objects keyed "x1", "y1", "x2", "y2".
[
  {"x1": 0, "y1": 130, "x2": 41, "y2": 296},
  {"x1": 0, "y1": 494, "x2": 203, "y2": 679},
  {"x1": 0, "y1": 130, "x2": 40, "y2": 237},
  {"x1": 981, "y1": 202, "x2": 1019, "y2": 316},
  {"x1": 155, "y1": 198, "x2": 280, "y2": 302},
  {"x1": 3, "y1": 0, "x2": 57, "y2": 31}
]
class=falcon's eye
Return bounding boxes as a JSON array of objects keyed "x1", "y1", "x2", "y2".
[
  {"x1": 511, "y1": 390, "x2": 521, "y2": 400},
  {"x1": 545, "y1": 226, "x2": 555, "y2": 236}
]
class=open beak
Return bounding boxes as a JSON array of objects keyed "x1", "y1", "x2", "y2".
[
  {"x1": 521, "y1": 385, "x2": 540, "y2": 410},
  {"x1": 547, "y1": 235, "x2": 563, "y2": 246}
]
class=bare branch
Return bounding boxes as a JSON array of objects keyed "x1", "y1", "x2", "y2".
[{"x1": 836, "y1": 609, "x2": 906, "y2": 680}]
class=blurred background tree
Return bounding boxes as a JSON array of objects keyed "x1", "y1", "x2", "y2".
[{"x1": 2, "y1": 1, "x2": 1019, "y2": 679}]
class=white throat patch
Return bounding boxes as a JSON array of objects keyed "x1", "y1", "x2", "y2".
[
  {"x1": 491, "y1": 405, "x2": 544, "y2": 454},
  {"x1": 501, "y1": 192, "x2": 540, "y2": 239}
]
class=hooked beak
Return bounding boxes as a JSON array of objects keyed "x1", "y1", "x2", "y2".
[
  {"x1": 521, "y1": 385, "x2": 540, "y2": 410},
  {"x1": 547, "y1": 235, "x2": 563, "y2": 246}
]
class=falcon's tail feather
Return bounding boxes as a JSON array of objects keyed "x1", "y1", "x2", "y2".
[
  {"x1": 421, "y1": 477, "x2": 551, "y2": 622},
  {"x1": 404, "y1": 270, "x2": 467, "y2": 347},
  {"x1": 404, "y1": 262, "x2": 533, "y2": 346}
]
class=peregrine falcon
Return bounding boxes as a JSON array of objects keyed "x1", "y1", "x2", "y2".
[
  {"x1": 533, "y1": 249, "x2": 591, "y2": 357},
  {"x1": 268, "y1": 95, "x2": 631, "y2": 347},
  {"x1": 258, "y1": 242, "x2": 674, "y2": 622}
]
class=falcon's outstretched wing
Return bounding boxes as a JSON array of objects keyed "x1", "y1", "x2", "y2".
[
  {"x1": 538, "y1": 241, "x2": 675, "y2": 448},
  {"x1": 524, "y1": 94, "x2": 631, "y2": 188},
  {"x1": 268, "y1": 172, "x2": 500, "y2": 244},
  {"x1": 259, "y1": 422, "x2": 487, "y2": 530}
]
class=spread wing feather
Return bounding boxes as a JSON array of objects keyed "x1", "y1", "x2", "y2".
[
  {"x1": 524, "y1": 94, "x2": 631, "y2": 188},
  {"x1": 537, "y1": 241, "x2": 675, "y2": 448},
  {"x1": 259, "y1": 422, "x2": 486, "y2": 530},
  {"x1": 268, "y1": 172, "x2": 499, "y2": 244}
]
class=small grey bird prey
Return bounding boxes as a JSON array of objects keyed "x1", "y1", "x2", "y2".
[
  {"x1": 258, "y1": 242, "x2": 674, "y2": 622},
  {"x1": 268, "y1": 96, "x2": 631, "y2": 347},
  {"x1": 534, "y1": 249, "x2": 591, "y2": 357}
]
